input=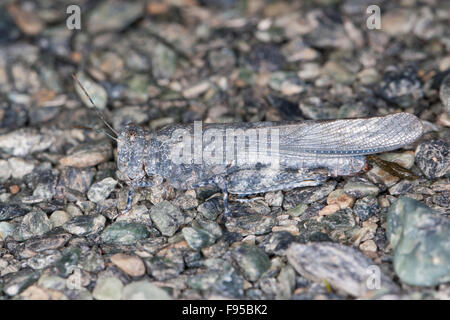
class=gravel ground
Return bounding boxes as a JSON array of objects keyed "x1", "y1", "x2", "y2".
[{"x1": 0, "y1": 0, "x2": 449, "y2": 300}]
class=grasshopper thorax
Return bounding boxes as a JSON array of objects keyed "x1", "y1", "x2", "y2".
[{"x1": 117, "y1": 123, "x2": 146, "y2": 183}]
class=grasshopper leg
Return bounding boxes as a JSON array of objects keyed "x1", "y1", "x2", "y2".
[{"x1": 114, "y1": 186, "x2": 134, "y2": 219}]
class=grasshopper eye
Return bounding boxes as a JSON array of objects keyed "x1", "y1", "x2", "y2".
[{"x1": 117, "y1": 124, "x2": 146, "y2": 181}]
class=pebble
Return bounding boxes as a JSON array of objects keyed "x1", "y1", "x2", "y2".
[
  {"x1": 286, "y1": 242, "x2": 399, "y2": 297},
  {"x1": 13, "y1": 210, "x2": 52, "y2": 241},
  {"x1": 0, "y1": 203, "x2": 30, "y2": 221},
  {"x1": 87, "y1": 1, "x2": 144, "y2": 33},
  {"x1": 382, "y1": 9, "x2": 416, "y2": 36},
  {"x1": 225, "y1": 213, "x2": 276, "y2": 236},
  {"x1": 231, "y1": 245, "x2": 271, "y2": 282},
  {"x1": 387, "y1": 197, "x2": 450, "y2": 286},
  {"x1": 59, "y1": 141, "x2": 112, "y2": 168},
  {"x1": 183, "y1": 81, "x2": 211, "y2": 99},
  {"x1": 92, "y1": 277, "x2": 124, "y2": 300},
  {"x1": 122, "y1": 280, "x2": 171, "y2": 300},
  {"x1": 2, "y1": 268, "x2": 40, "y2": 296},
  {"x1": 283, "y1": 181, "x2": 336, "y2": 210},
  {"x1": 49, "y1": 210, "x2": 71, "y2": 228},
  {"x1": 353, "y1": 196, "x2": 378, "y2": 221},
  {"x1": 144, "y1": 256, "x2": 183, "y2": 281},
  {"x1": 8, "y1": 157, "x2": 35, "y2": 179},
  {"x1": 62, "y1": 215, "x2": 106, "y2": 236},
  {"x1": 87, "y1": 177, "x2": 117, "y2": 203},
  {"x1": 110, "y1": 253, "x2": 146, "y2": 277},
  {"x1": 182, "y1": 227, "x2": 216, "y2": 251},
  {"x1": 7, "y1": 4, "x2": 44, "y2": 36},
  {"x1": 415, "y1": 139, "x2": 449, "y2": 179},
  {"x1": 344, "y1": 180, "x2": 380, "y2": 198},
  {"x1": 327, "y1": 189, "x2": 355, "y2": 210},
  {"x1": 101, "y1": 221, "x2": 149, "y2": 245},
  {"x1": 0, "y1": 159, "x2": 11, "y2": 181},
  {"x1": 150, "y1": 201, "x2": 184, "y2": 237},
  {"x1": 359, "y1": 240, "x2": 377, "y2": 252},
  {"x1": 265, "y1": 191, "x2": 283, "y2": 207},
  {"x1": 379, "y1": 66, "x2": 423, "y2": 108},
  {"x1": 0, "y1": 222, "x2": 15, "y2": 240},
  {"x1": 0, "y1": 128, "x2": 54, "y2": 157},
  {"x1": 197, "y1": 197, "x2": 222, "y2": 220},
  {"x1": 440, "y1": 73, "x2": 450, "y2": 113}
]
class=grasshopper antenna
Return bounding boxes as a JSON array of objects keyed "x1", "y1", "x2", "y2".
[
  {"x1": 72, "y1": 73, "x2": 119, "y2": 137},
  {"x1": 73, "y1": 125, "x2": 118, "y2": 142}
]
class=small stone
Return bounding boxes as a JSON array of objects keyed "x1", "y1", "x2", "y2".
[
  {"x1": 379, "y1": 66, "x2": 423, "y2": 108},
  {"x1": 269, "y1": 72, "x2": 305, "y2": 95},
  {"x1": 382, "y1": 9, "x2": 416, "y2": 36},
  {"x1": 8, "y1": 157, "x2": 35, "y2": 179},
  {"x1": 327, "y1": 189, "x2": 355, "y2": 210},
  {"x1": 318, "y1": 204, "x2": 340, "y2": 216},
  {"x1": 182, "y1": 227, "x2": 216, "y2": 251},
  {"x1": 286, "y1": 242, "x2": 398, "y2": 297},
  {"x1": 101, "y1": 221, "x2": 149, "y2": 245},
  {"x1": 9, "y1": 185, "x2": 20, "y2": 194},
  {"x1": 122, "y1": 280, "x2": 171, "y2": 300},
  {"x1": 62, "y1": 215, "x2": 106, "y2": 236},
  {"x1": 0, "y1": 222, "x2": 15, "y2": 239},
  {"x1": 13, "y1": 210, "x2": 52, "y2": 241},
  {"x1": 415, "y1": 139, "x2": 449, "y2": 179},
  {"x1": 353, "y1": 196, "x2": 378, "y2": 221},
  {"x1": 286, "y1": 203, "x2": 308, "y2": 217},
  {"x1": 92, "y1": 277, "x2": 123, "y2": 300},
  {"x1": 0, "y1": 128, "x2": 54, "y2": 156},
  {"x1": 49, "y1": 210, "x2": 71, "y2": 228},
  {"x1": 440, "y1": 73, "x2": 450, "y2": 114},
  {"x1": 265, "y1": 191, "x2": 283, "y2": 207},
  {"x1": 359, "y1": 240, "x2": 377, "y2": 252},
  {"x1": 387, "y1": 197, "x2": 450, "y2": 286},
  {"x1": 87, "y1": 1, "x2": 144, "y2": 33},
  {"x1": 344, "y1": 180, "x2": 380, "y2": 198},
  {"x1": 225, "y1": 213, "x2": 276, "y2": 236},
  {"x1": 183, "y1": 81, "x2": 210, "y2": 99},
  {"x1": 283, "y1": 181, "x2": 336, "y2": 209},
  {"x1": 231, "y1": 245, "x2": 270, "y2": 282},
  {"x1": 321, "y1": 61, "x2": 356, "y2": 84},
  {"x1": 87, "y1": 177, "x2": 117, "y2": 203},
  {"x1": 208, "y1": 47, "x2": 236, "y2": 73},
  {"x1": 58, "y1": 167, "x2": 95, "y2": 194},
  {"x1": 0, "y1": 203, "x2": 30, "y2": 221},
  {"x1": 59, "y1": 140, "x2": 112, "y2": 168},
  {"x1": 56, "y1": 247, "x2": 81, "y2": 277},
  {"x1": 144, "y1": 256, "x2": 184, "y2": 281},
  {"x1": 7, "y1": 4, "x2": 44, "y2": 36},
  {"x1": 197, "y1": 197, "x2": 221, "y2": 220},
  {"x1": 0, "y1": 159, "x2": 11, "y2": 182},
  {"x1": 2, "y1": 268, "x2": 40, "y2": 296},
  {"x1": 150, "y1": 201, "x2": 184, "y2": 237},
  {"x1": 110, "y1": 253, "x2": 145, "y2": 277}
]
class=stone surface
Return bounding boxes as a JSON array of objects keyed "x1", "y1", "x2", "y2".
[
  {"x1": 286, "y1": 242, "x2": 399, "y2": 297},
  {"x1": 110, "y1": 253, "x2": 145, "y2": 277},
  {"x1": 122, "y1": 281, "x2": 171, "y2": 300},
  {"x1": 150, "y1": 201, "x2": 184, "y2": 237},
  {"x1": 387, "y1": 197, "x2": 450, "y2": 286}
]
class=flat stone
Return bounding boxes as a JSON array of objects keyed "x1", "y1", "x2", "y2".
[
  {"x1": 344, "y1": 180, "x2": 380, "y2": 198},
  {"x1": 182, "y1": 227, "x2": 216, "y2": 251},
  {"x1": 122, "y1": 280, "x2": 171, "y2": 300},
  {"x1": 101, "y1": 221, "x2": 149, "y2": 245},
  {"x1": 49, "y1": 210, "x2": 71, "y2": 228},
  {"x1": 59, "y1": 140, "x2": 112, "y2": 168},
  {"x1": 286, "y1": 242, "x2": 399, "y2": 297},
  {"x1": 62, "y1": 215, "x2": 106, "y2": 236},
  {"x1": 0, "y1": 128, "x2": 54, "y2": 157},
  {"x1": 87, "y1": 177, "x2": 117, "y2": 203},
  {"x1": 92, "y1": 277, "x2": 124, "y2": 300}
]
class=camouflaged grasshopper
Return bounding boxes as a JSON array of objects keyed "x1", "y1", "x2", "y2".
[{"x1": 73, "y1": 75, "x2": 424, "y2": 220}]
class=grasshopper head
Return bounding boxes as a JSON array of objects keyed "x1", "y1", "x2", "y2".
[{"x1": 117, "y1": 123, "x2": 146, "y2": 183}]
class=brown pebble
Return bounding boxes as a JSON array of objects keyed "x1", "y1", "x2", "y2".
[
  {"x1": 7, "y1": 4, "x2": 44, "y2": 36},
  {"x1": 9, "y1": 185, "x2": 20, "y2": 194},
  {"x1": 110, "y1": 253, "x2": 146, "y2": 277}
]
